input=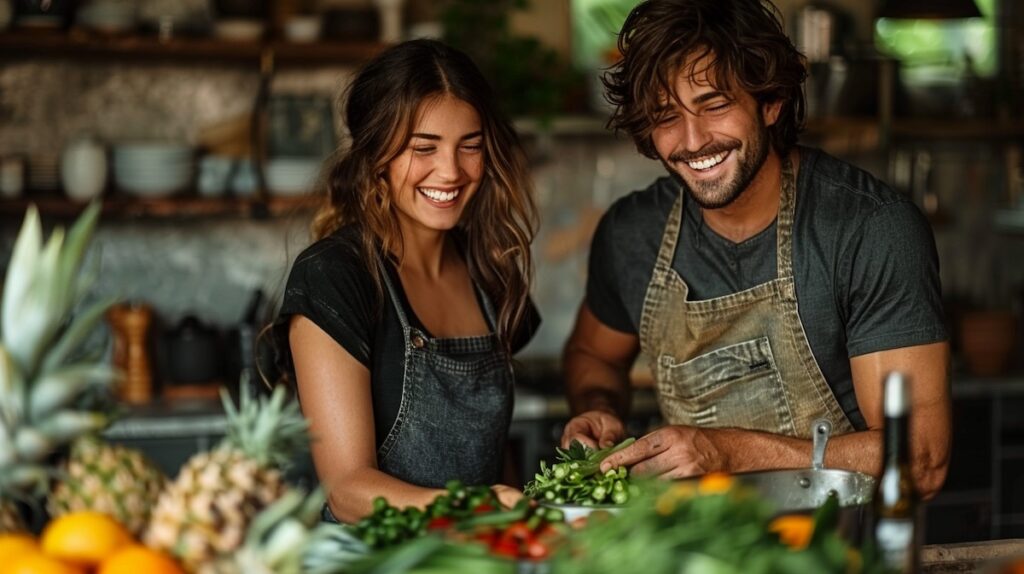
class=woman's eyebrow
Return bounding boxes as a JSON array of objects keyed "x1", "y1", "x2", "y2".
[{"x1": 409, "y1": 130, "x2": 483, "y2": 141}]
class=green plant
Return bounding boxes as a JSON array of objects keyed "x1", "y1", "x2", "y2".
[{"x1": 441, "y1": 0, "x2": 583, "y2": 121}]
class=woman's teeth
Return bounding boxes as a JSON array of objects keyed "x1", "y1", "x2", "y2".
[
  {"x1": 418, "y1": 187, "x2": 460, "y2": 202},
  {"x1": 686, "y1": 151, "x2": 728, "y2": 171}
]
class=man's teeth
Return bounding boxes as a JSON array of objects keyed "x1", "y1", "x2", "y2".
[
  {"x1": 419, "y1": 188, "x2": 460, "y2": 202},
  {"x1": 686, "y1": 151, "x2": 728, "y2": 171}
]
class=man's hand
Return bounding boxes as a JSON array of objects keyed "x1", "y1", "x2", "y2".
[
  {"x1": 599, "y1": 425, "x2": 727, "y2": 479},
  {"x1": 560, "y1": 410, "x2": 626, "y2": 449}
]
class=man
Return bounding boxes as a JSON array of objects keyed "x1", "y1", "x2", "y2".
[{"x1": 561, "y1": 0, "x2": 950, "y2": 498}]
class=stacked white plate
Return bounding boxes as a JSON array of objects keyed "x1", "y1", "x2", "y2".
[
  {"x1": 265, "y1": 157, "x2": 320, "y2": 197},
  {"x1": 29, "y1": 154, "x2": 60, "y2": 191},
  {"x1": 114, "y1": 143, "x2": 194, "y2": 198},
  {"x1": 77, "y1": 0, "x2": 136, "y2": 33}
]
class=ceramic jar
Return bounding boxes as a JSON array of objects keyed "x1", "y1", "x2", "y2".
[{"x1": 60, "y1": 135, "x2": 108, "y2": 201}]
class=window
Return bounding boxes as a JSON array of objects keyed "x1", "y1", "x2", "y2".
[{"x1": 874, "y1": 0, "x2": 998, "y2": 81}]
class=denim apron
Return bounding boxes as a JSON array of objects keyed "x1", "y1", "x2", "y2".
[
  {"x1": 373, "y1": 259, "x2": 514, "y2": 485},
  {"x1": 322, "y1": 256, "x2": 514, "y2": 523},
  {"x1": 638, "y1": 157, "x2": 853, "y2": 438}
]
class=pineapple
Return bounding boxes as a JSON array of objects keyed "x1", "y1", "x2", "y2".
[
  {"x1": 0, "y1": 204, "x2": 115, "y2": 532},
  {"x1": 144, "y1": 384, "x2": 310, "y2": 570},
  {"x1": 196, "y1": 488, "x2": 366, "y2": 574},
  {"x1": 47, "y1": 434, "x2": 166, "y2": 536}
]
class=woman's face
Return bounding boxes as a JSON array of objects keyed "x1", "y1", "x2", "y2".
[{"x1": 386, "y1": 94, "x2": 484, "y2": 238}]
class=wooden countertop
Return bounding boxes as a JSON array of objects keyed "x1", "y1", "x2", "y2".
[{"x1": 923, "y1": 539, "x2": 1024, "y2": 573}]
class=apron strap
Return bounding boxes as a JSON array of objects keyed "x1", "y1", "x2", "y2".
[
  {"x1": 776, "y1": 154, "x2": 797, "y2": 280},
  {"x1": 654, "y1": 189, "x2": 685, "y2": 273}
]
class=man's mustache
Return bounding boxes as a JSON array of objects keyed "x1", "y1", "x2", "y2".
[{"x1": 668, "y1": 143, "x2": 738, "y2": 163}]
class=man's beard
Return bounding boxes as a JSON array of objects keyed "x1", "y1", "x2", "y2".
[{"x1": 669, "y1": 118, "x2": 772, "y2": 210}]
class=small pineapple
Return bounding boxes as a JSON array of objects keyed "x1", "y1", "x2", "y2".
[
  {"x1": 196, "y1": 488, "x2": 366, "y2": 574},
  {"x1": 144, "y1": 384, "x2": 310, "y2": 570},
  {"x1": 0, "y1": 498, "x2": 26, "y2": 532},
  {"x1": 0, "y1": 203, "x2": 115, "y2": 532},
  {"x1": 47, "y1": 434, "x2": 166, "y2": 536}
]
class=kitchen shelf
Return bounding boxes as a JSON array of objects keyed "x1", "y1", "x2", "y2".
[
  {"x1": 0, "y1": 29, "x2": 388, "y2": 66},
  {"x1": 0, "y1": 194, "x2": 319, "y2": 219}
]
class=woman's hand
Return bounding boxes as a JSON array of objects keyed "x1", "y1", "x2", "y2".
[{"x1": 491, "y1": 484, "x2": 524, "y2": 508}]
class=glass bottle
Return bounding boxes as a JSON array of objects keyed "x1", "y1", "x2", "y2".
[{"x1": 873, "y1": 371, "x2": 920, "y2": 572}]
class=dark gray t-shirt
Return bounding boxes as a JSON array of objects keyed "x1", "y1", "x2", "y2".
[{"x1": 586, "y1": 147, "x2": 948, "y2": 430}]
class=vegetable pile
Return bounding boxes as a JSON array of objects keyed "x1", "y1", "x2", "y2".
[
  {"x1": 552, "y1": 474, "x2": 886, "y2": 574},
  {"x1": 351, "y1": 480, "x2": 568, "y2": 561},
  {"x1": 352, "y1": 480, "x2": 501, "y2": 549},
  {"x1": 524, "y1": 438, "x2": 637, "y2": 506}
]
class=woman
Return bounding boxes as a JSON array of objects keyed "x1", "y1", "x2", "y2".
[{"x1": 276, "y1": 39, "x2": 539, "y2": 523}]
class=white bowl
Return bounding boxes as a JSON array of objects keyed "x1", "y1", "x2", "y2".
[
  {"x1": 539, "y1": 501, "x2": 624, "y2": 523},
  {"x1": 284, "y1": 15, "x2": 321, "y2": 43}
]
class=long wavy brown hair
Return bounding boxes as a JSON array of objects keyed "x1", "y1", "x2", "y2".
[
  {"x1": 311, "y1": 39, "x2": 538, "y2": 354},
  {"x1": 604, "y1": 0, "x2": 807, "y2": 159}
]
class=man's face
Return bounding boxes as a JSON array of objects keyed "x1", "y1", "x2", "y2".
[{"x1": 650, "y1": 53, "x2": 782, "y2": 209}]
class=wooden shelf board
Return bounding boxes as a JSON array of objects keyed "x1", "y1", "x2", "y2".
[
  {"x1": 0, "y1": 30, "x2": 388, "y2": 65},
  {"x1": 0, "y1": 194, "x2": 318, "y2": 219}
]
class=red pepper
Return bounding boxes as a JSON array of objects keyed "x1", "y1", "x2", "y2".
[
  {"x1": 473, "y1": 503, "x2": 496, "y2": 514},
  {"x1": 491, "y1": 538, "x2": 520, "y2": 558},
  {"x1": 502, "y1": 521, "x2": 532, "y2": 540},
  {"x1": 426, "y1": 517, "x2": 454, "y2": 531},
  {"x1": 525, "y1": 539, "x2": 550, "y2": 560},
  {"x1": 473, "y1": 528, "x2": 498, "y2": 547}
]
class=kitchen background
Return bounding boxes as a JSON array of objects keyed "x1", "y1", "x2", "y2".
[{"x1": 1, "y1": 0, "x2": 1024, "y2": 544}]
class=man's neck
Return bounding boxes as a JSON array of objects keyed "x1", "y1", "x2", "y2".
[{"x1": 700, "y1": 149, "x2": 793, "y2": 244}]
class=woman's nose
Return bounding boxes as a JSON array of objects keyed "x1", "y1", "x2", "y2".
[{"x1": 434, "y1": 149, "x2": 461, "y2": 181}]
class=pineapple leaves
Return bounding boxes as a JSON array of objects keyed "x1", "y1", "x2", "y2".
[
  {"x1": 29, "y1": 363, "x2": 118, "y2": 420},
  {"x1": 39, "y1": 296, "x2": 119, "y2": 377},
  {"x1": 1, "y1": 207, "x2": 43, "y2": 353},
  {"x1": 1, "y1": 202, "x2": 102, "y2": 378},
  {"x1": 220, "y1": 383, "x2": 310, "y2": 469},
  {"x1": 0, "y1": 345, "x2": 26, "y2": 427}
]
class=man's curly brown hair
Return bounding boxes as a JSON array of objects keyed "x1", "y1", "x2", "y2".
[{"x1": 604, "y1": 0, "x2": 807, "y2": 159}]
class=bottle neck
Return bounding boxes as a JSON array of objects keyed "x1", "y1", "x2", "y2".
[{"x1": 884, "y1": 414, "x2": 910, "y2": 465}]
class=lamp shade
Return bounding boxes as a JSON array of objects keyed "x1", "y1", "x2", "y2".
[{"x1": 878, "y1": 0, "x2": 982, "y2": 19}]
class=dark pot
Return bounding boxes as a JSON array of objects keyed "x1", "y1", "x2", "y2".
[
  {"x1": 14, "y1": 0, "x2": 76, "y2": 28},
  {"x1": 163, "y1": 315, "x2": 223, "y2": 384}
]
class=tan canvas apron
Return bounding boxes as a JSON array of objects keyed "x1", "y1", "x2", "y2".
[{"x1": 638, "y1": 157, "x2": 854, "y2": 438}]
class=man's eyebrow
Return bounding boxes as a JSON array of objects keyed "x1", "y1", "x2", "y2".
[{"x1": 691, "y1": 90, "x2": 731, "y2": 105}]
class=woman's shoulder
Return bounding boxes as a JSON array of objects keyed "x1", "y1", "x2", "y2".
[{"x1": 288, "y1": 225, "x2": 375, "y2": 292}]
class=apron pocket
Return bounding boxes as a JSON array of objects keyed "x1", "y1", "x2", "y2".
[{"x1": 656, "y1": 337, "x2": 795, "y2": 433}]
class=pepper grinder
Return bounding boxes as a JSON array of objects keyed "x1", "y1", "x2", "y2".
[{"x1": 107, "y1": 302, "x2": 154, "y2": 404}]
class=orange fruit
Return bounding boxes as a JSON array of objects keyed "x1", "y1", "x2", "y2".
[
  {"x1": 40, "y1": 511, "x2": 133, "y2": 568},
  {"x1": 98, "y1": 545, "x2": 186, "y2": 574},
  {"x1": 768, "y1": 513, "x2": 815, "y2": 550},
  {"x1": 0, "y1": 533, "x2": 39, "y2": 563},
  {"x1": 9, "y1": 552, "x2": 86, "y2": 574},
  {"x1": 697, "y1": 472, "x2": 734, "y2": 494}
]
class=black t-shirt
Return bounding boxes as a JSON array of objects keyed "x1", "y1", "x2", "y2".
[
  {"x1": 277, "y1": 226, "x2": 540, "y2": 448},
  {"x1": 586, "y1": 146, "x2": 948, "y2": 430}
]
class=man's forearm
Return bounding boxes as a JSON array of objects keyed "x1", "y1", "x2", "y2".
[
  {"x1": 563, "y1": 346, "x2": 632, "y2": 418},
  {"x1": 709, "y1": 427, "x2": 946, "y2": 499}
]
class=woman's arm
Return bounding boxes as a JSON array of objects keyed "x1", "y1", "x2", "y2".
[{"x1": 289, "y1": 315, "x2": 444, "y2": 522}]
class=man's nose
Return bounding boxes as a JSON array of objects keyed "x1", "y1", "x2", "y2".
[{"x1": 680, "y1": 115, "x2": 713, "y2": 153}]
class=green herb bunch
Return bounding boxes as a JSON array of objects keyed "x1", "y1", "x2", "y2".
[
  {"x1": 524, "y1": 438, "x2": 637, "y2": 505},
  {"x1": 352, "y1": 480, "x2": 501, "y2": 549}
]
